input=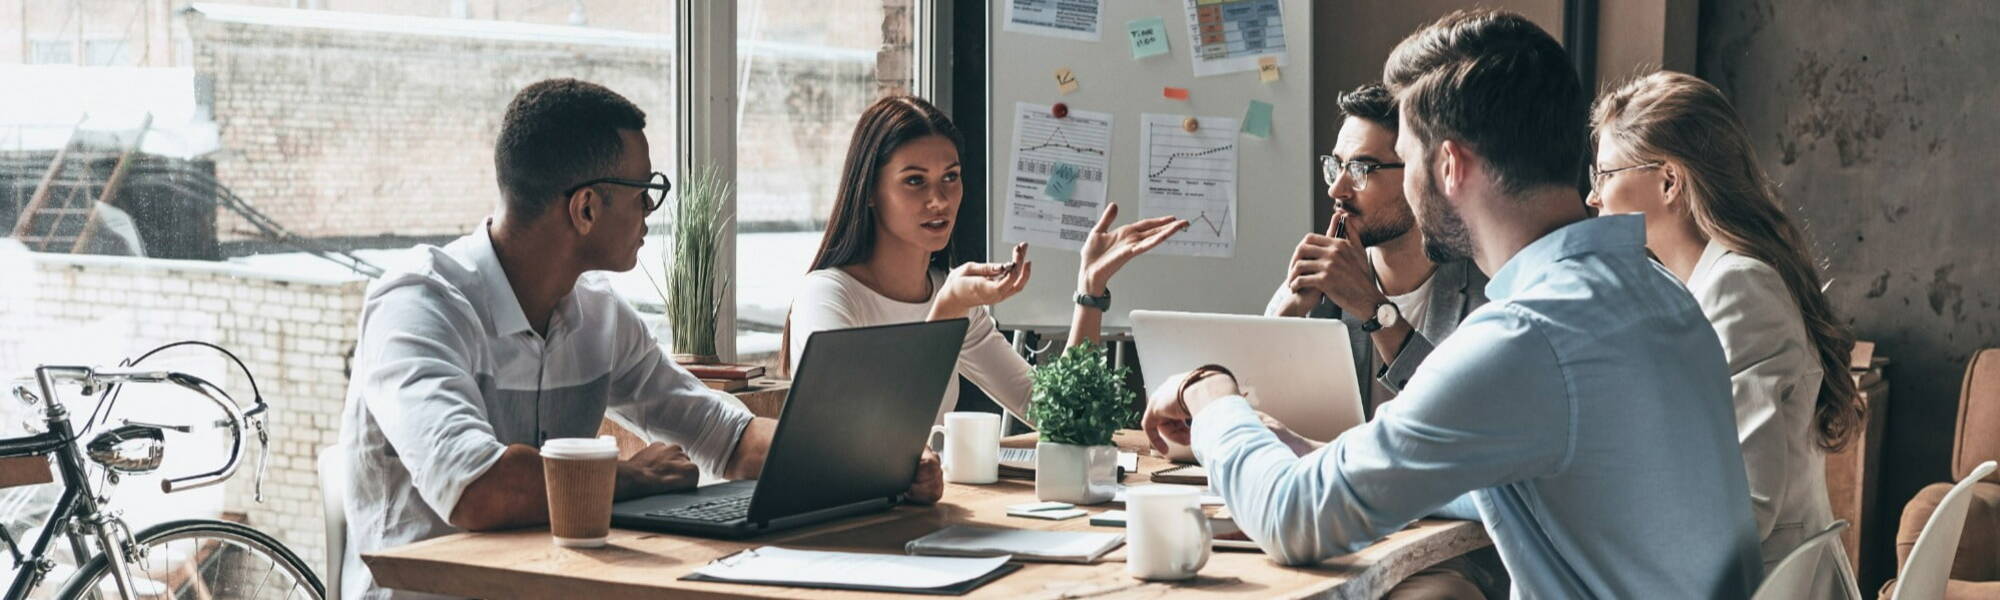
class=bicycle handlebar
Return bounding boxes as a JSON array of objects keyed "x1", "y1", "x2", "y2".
[{"x1": 28, "y1": 365, "x2": 264, "y2": 494}]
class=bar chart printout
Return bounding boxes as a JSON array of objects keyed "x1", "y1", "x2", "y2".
[{"x1": 1005, "y1": 102, "x2": 1113, "y2": 251}]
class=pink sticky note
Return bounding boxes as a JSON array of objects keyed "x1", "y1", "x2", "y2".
[{"x1": 1163, "y1": 87, "x2": 1190, "y2": 101}]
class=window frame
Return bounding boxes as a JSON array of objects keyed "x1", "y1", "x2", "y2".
[{"x1": 689, "y1": 0, "x2": 947, "y2": 362}]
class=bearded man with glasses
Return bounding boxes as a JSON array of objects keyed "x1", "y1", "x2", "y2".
[{"x1": 1264, "y1": 83, "x2": 1491, "y2": 427}]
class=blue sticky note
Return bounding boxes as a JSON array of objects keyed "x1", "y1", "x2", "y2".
[
  {"x1": 1044, "y1": 162, "x2": 1080, "y2": 202},
  {"x1": 1127, "y1": 17, "x2": 1170, "y2": 59},
  {"x1": 1243, "y1": 100, "x2": 1274, "y2": 139}
]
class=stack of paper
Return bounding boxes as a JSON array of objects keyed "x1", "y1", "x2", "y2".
[
  {"x1": 994, "y1": 448, "x2": 1140, "y2": 480},
  {"x1": 907, "y1": 525, "x2": 1125, "y2": 564},
  {"x1": 683, "y1": 546, "x2": 1018, "y2": 595}
]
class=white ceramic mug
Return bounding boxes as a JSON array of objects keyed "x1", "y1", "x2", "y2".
[
  {"x1": 925, "y1": 412, "x2": 1000, "y2": 484},
  {"x1": 1125, "y1": 485, "x2": 1212, "y2": 581}
]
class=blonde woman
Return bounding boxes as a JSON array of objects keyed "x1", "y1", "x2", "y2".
[{"x1": 1589, "y1": 71, "x2": 1862, "y2": 578}]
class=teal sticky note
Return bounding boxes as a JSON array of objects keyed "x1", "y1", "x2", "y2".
[
  {"x1": 1243, "y1": 100, "x2": 1275, "y2": 139},
  {"x1": 1127, "y1": 17, "x2": 1170, "y2": 59},
  {"x1": 1044, "y1": 162, "x2": 1080, "y2": 202}
]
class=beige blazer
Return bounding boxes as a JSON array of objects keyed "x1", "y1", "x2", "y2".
[{"x1": 1686, "y1": 240, "x2": 1840, "y2": 575}]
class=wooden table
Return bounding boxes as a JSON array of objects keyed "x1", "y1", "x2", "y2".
[{"x1": 365, "y1": 431, "x2": 1490, "y2": 599}]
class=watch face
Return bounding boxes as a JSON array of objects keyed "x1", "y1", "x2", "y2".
[{"x1": 1375, "y1": 302, "x2": 1398, "y2": 327}]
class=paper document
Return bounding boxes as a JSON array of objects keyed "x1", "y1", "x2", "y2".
[
  {"x1": 1005, "y1": 0, "x2": 1103, "y2": 41},
  {"x1": 1004, "y1": 102, "x2": 1113, "y2": 251},
  {"x1": 1113, "y1": 485, "x2": 1226, "y2": 506},
  {"x1": 688, "y1": 546, "x2": 1014, "y2": 593},
  {"x1": 908, "y1": 525, "x2": 1125, "y2": 564},
  {"x1": 1139, "y1": 113, "x2": 1239, "y2": 257},
  {"x1": 1183, "y1": 0, "x2": 1289, "y2": 77}
]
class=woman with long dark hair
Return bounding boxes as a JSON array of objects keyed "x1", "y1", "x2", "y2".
[
  {"x1": 785, "y1": 95, "x2": 1184, "y2": 426},
  {"x1": 1589, "y1": 71, "x2": 1861, "y2": 580}
]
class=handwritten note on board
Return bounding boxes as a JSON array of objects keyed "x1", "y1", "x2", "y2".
[{"x1": 1127, "y1": 17, "x2": 1170, "y2": 59}]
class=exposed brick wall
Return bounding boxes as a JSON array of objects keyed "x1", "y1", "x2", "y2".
[
  {"x1": 7, "y1": 252, "x2": 364, "y2": 574},
  {"x1": 186, "y1": 13, "x2": 677, "y2": 241}
]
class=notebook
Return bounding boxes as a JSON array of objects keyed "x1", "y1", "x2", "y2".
[
  {"x1": 1149, "y1": 464, "x2": 1208, "y2": 486},
  {"x1": 682, "y1": 546, "x2": 1020, "y2": 595},
  {"x1": 906, "y1": 526, "x2": 1125, "y2": 564}
]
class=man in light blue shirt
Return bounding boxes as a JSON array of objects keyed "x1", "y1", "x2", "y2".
[{"x1": 1142, "y1": 10, "x2": 1762, "y2": 598}]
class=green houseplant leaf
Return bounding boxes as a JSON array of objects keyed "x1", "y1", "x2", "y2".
[
  {"x1": 660, "y1": 164, "x2": 733, "y2": 360},
  {"x1": 1027, "y1": 342, "x2": 1138, "y2": 447}
]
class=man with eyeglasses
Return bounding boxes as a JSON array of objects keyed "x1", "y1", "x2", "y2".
[
  {"x1": 336, "y1": 78, "x2": 941, "y2": 599},
  {"x1": 1265, "y1": 84, "x2": 1490, "y2": 426}
]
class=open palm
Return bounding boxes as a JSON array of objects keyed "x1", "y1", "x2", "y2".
[{"x1": 1079, "y1": 203, "x2": 1187, "y2": 292}]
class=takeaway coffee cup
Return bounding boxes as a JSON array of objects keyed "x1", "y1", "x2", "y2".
[
  {"x1": 540, "y1": 436, "x2": 619, "y2": 548},
  {"x1": 926, "y1": 412, "x2": 1001, "y2": 484},
  {"x1": 1125, "y1": 485, "x2": 1212, "y2": 581}
]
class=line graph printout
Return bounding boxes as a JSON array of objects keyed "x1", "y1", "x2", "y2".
[
  {"x1": 1004, "y1": 102, "x2": 1113, "y2": 251},
  {"x1": 1139, "y1": 113, "x2": 1238, "y2": 258}
]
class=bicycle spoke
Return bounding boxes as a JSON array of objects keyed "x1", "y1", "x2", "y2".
[{"x1": 250, "y1": 558, "x2": 277, "y2": 599}]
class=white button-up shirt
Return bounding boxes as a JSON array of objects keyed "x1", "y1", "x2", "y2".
[{"x1": 337, "y1": 223, "x2": 753, "y2": 599}]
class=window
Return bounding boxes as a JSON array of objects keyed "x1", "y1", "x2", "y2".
[
  {"x1": 29, "y1": 40, "x2": 73, "y2": 65},
  {"x1": 732, "y1": 0, "x2": 917, "y2": 364},
  {"x1": 2, "y1": 0, "x2": 678, "y2": 578},
  {"x1": 84, "y1": 39, "x2": 134, "y2": 66}
]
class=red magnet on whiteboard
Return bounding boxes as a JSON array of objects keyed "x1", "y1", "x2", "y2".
[{"x1": 1052, "y1": 103, "x2": 1069, "y2": 118}]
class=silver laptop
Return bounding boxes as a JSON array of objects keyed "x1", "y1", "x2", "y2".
[{"x1": 1131, "y1": 310, "x2": 1364, "y2": 462}]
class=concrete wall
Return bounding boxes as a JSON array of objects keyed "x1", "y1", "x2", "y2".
[
  {"x1": 3, "y1": 251, "x2": 365, "y2": 575},
  {"x1": 1699, "y1": 0, "x2": 2000, "y2": 588}
]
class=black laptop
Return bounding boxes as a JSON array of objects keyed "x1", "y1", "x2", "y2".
[{"x1": 610, "y1": 318, "x2": 969, "y2": 538}]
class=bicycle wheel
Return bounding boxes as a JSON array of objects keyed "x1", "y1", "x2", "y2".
[{"x1": 54, "y1": 519, "x2": 324, "y2": 600}]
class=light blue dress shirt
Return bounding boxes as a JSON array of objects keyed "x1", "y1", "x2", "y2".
[{"x1": 1192, "y1": 214, "x2": 1762, "y2": 598}]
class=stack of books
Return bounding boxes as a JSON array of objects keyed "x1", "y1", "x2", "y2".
[{"x1": 683, "y1": 363, "x2": 765, "y2": 392}]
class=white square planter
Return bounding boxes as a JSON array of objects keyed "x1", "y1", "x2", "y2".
[{"x1": 1035, "y1": 442, "x2": 1118, "y2": 505}]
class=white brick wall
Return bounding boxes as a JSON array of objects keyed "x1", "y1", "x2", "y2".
[{"x1": 3, "y1": 252, "x2": 364, "y2": 576}]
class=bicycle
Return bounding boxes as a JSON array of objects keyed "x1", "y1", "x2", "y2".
[{"x1": 2, "y1": 342, "x2": 323, "y2": 599}]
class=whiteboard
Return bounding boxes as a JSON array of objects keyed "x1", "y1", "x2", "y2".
[{"x1": 986, "y1": 0, "x2": 1314, "y2": 331}]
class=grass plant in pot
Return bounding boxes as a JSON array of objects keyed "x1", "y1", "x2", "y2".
[
  {"x1": 1027, "y1": 341, "x2": 1136, "y2": 504},
  {"x1": 659, "y1": 164, "x2": 731, "y2": 365}
]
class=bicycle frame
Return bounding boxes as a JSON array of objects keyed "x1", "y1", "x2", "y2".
[
  {"x1": 3, "y1": 399, "x2": 110, "y2": 599},
  {"x1": 3, "y1": 365, "x2": 264, "y2": 600}
]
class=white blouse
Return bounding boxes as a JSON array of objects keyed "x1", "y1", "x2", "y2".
[
  {"x1": 1686, "y1": 240, "x2": 1838, "y2": 574},
  {"x1": 786, "y1": 268, "x2": 1034, "y2": 426}
]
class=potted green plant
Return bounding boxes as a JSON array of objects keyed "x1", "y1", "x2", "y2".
[
  {"x1": 660, "y1": 164, "x2": 732, "y2": 364},
  {"x1": 1027, "y1": 341, "x2": 1137, "y2": 504}
]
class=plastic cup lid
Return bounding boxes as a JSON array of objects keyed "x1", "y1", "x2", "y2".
[{"x1": 540, "y1": 436, "x2": 618, "y2": 460}]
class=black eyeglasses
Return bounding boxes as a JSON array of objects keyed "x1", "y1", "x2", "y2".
[
  {"x1": 1320, "y1": 156, "x2": 1405, "y2": 191},
  {"x1": 565, "y1": 171, "x2": 672, "y2": 212},
  {"x1": 1588, "y1": 161, "x2": 1662, "y2": 194}
]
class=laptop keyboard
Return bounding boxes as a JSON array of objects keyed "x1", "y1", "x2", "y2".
[{"x1": 645, "y1": 495, "x2": 752, "y2": 523}]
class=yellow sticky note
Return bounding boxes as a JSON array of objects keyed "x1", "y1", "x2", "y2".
[
  {"x1": 1055, "y1": 67, "x2": 1079, "y2": 95},
  {"x1": 1258, "y1": 56, "x2": 1280, "y2": 83}
]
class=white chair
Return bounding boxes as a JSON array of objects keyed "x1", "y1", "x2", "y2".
[
  {"x1": 1752, "y1": 520, "x2": 1861, "y2": 600},
  {"x1": 1890, "y1": 460, "x2": 2000, "y2": 599},
  {"x1": 318, "y1": 445, "x2": 348, "y2": 600}
]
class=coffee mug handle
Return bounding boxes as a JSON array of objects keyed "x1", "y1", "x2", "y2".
[
  {"x1": 927, "y1": 425, "x2": 947, "y2": 454},
  {"x1": 1177, "y1": 504, "x2": 1212, "y2": 575}
]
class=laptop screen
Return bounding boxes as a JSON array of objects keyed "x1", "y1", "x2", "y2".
[{"x1": 746, "y1": 318, "x2": 969, "y2": 522}]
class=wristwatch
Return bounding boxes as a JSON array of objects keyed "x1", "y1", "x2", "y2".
[
  {"x1": 1074, "y1": 287, "x2": 1112, "y2": 311},
  {"x1": 1359, "y1": 301, "x2": 1401, "y2": 333}
]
